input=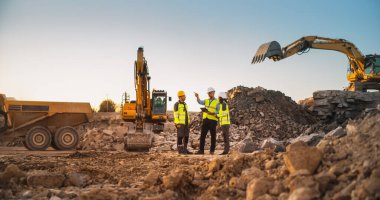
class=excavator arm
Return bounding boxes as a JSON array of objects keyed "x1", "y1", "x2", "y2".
[
  {"x1": 251, "y1": 36, "x2": 380, "y2": 91},
  {"x1": 251, "y1": 36, "x2": 366, "y2": 77}
]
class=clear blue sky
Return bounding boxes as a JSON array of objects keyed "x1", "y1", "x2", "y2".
[{"x1": 0, "y1": 0, "x2": 379, "y2": 111}]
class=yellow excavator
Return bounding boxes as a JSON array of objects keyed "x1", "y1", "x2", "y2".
[
  {"x1": 251, "y1": 36, "x2": 380, "y2": 91},
  {"x1": 121, "y1": 47, "x2": 170, "y2": 150}
]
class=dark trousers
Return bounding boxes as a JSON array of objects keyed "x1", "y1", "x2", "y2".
[
  {"x1": 177, "y1": 124, "x2": 189, "y2": 148},
  {"x1": 221, "y1": 124, "x2": 230, "y2": 153},
  {"x1": 199, "y1": 118, "x2": 217, "y2": 152}
]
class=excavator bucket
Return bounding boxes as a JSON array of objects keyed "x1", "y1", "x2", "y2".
[
  {"x1": 251, "y1": 41, "x2": 284, "y2": 64},
  {"x1": 124, "y1": 123, "x2": 153, "y2": 151}
]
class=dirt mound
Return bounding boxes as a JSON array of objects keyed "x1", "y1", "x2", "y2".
[{"x1": 227, "y1": 86, "x2": 317, "y2": 140}]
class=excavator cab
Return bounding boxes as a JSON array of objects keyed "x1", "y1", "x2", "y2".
[
  {"x1": 364, "y1": 55, "x2": 380, "y2": 76},
  {"x1": 152, "y1": 90, "x2": 168, "y2": 116}
]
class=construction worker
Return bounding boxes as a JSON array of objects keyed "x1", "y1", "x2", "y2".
[
  {"x1": 217, "y1": 92, "x2": 230, "y2": 155},
  {"x1": 194, "y1": 87, "x2": 219, "y2": 155},
  {"x1": 173, "y1": 90, "x2": 192, "y2": 154}
]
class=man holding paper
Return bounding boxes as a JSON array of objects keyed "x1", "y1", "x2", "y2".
[{"x1": 194, "y1": 87, "x2": 219, "y2": 155}]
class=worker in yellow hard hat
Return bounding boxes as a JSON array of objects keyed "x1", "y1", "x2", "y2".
[{"x1": 173, "y1": 90, "x2": 191, "y2": 154}]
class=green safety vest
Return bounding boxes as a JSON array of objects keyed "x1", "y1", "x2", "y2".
[
  {"x1": 217, "y1": 102, "x2": 230, "y2": 125},
  {"x1": 203, "y1": 99, "x2": 219, "y2": 121},
  {"x1": 173, "y1": 102, "x2": 190, "y2": 125}
]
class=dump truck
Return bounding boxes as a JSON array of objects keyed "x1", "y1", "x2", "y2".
[
  {"x1": 121, "y1": 47, "x2": 170, "y2": 150},
  {"x1": 251, "y1": 36, "x2": 380, "y2": 91},
  {"x1": 0, "y1": 94, "x2": 93, "y2": 150}
]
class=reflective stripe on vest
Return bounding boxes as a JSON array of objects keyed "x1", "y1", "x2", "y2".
[
  {"x1": 174, "y1": 103, "x2": 190, "y2": 125},
  {"x1": 217, "y1": 103, "x2": 230, "y2": 125},
  {"x1": 202, "y1": 99, "x2": 219, "y2": 121}
]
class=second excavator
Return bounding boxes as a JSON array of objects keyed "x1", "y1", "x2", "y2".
[
  {"x1": 121, "y1": 47, "x2": 170, "y2": 150},
  {"x1": 251, "y1": 36, "x2": 380, "y2": 92}
]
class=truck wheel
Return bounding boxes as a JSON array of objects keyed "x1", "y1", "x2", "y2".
[
  {"x1": 0, "y1": 110, "x2": 8, "y2": 134},
  {"x1": 53, "y1": 126, "x2": 79, "y2": 150},
  {"x1": 24, "y1": 126, "x2": 51, "y2": 150}
]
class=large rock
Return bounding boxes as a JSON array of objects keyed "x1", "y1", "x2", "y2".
[
  {"x1": 325, "y1": 126, "x2": 346, "y2": 138},
  {"x1": 283, "y1": 141, "x2": 322, "y2": 174},
  {"x1": 289, "y1": 132, "x2": 325, "y2": 146},
  {"x1": 144, "y1": 171, "x2": 159, "y2": 186},
  {"x1": 238, "y1": 137, "x2": 257, "y2": 153},
  {"x1": 240, "y1": 167, "x2": 265, "y2": 186},
  {"x1": 246, "y1": 177, "x2": 274, "y2": 200},
  {"x1": 64, "y1": 172, "x2": 90, "y2": 187},
  {"x1": 288, "y1": 187, "x2": 319, "y2": 200},
  {"x1": 27, "y1": 171, "x2": 65, "y2": 188},
  {"x1": 261, "y1": 138, "x2": 285, "y2": 152},
  {"x1": 162, "y1": 169, "x2": 184, "y2": 189},
  {"x1": 0, "y1": 164, "x2": 26, "y2": 187}
]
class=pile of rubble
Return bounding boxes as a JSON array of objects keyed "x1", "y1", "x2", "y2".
[
  {"x1": 226, "y1": 86, "x2": 317, "y2": 141},
  {"x1": 302, "y1": 90, "x2": 380, "y2": 123},
  {"x1": 153, "y1": 108, "x2": 380, "y2": 199},
  {"x1": 79, "y1": 126, "x2": 127, "y2": 151}
]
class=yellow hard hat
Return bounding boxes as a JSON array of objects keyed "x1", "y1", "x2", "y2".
[{"x1": 177, "y1": 90, "x2": 185, "y2": 97}]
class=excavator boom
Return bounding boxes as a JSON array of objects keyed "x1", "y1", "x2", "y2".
[
  {"x1": 251, "y1": 36, "x2": 380, "y2": 91},
  {"x1": 125, "y1": 47, "x2": 153, "y2": 151}
]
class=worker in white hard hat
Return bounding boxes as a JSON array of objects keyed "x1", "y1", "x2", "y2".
[
  {"x1": 194, "y1": 87, "x2": 219, "y2": 155},
  {"x1": 216, "y1": 92, "x2": 230, "y2": 155}
]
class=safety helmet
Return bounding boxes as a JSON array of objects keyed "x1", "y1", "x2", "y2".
[
  {"x1": 177, "y1": 90, "x2": 185, "y2": 97},
  {"x1": 207, "y1": 87, "x2": 215, "y2": 93},
  {"x1": 218, "y1": 92, "x2": 227, "y2": 99}
]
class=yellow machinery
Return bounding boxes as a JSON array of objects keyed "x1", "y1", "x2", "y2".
[
  {"x1": 122, "y1": 47, "x2": 170, "y2": 150},
  {"x1": 251, "y1": 36, "x2": 380, "y2": 91},
  {"x1": 0, "y1": 94, "x2": 93, "y2": 150}
]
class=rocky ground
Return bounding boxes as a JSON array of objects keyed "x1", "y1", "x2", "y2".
[{"x1": 0, "y1": 87, "x2": 379, "y2": 199}]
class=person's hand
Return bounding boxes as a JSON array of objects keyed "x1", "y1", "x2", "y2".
[
  {"x1": 176, "y1": 124, "x2": 181, "y2": 129},
  {"x1": 194, "y1": 92, "x2": 199, "y2": 98},
  {"x1": 207, "y1": 111, "x2": 214, "y2": 115}
]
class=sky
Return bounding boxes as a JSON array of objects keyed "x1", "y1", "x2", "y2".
[{"x1": 0, "y1": 0, "x2": 379, "y2": 111}]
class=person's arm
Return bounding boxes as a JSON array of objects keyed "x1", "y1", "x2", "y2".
[{"x1": 194, "y1": 92, "x2": 205, "y2": 105}]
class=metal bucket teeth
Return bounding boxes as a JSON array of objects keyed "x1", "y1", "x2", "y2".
[{"x1": 251, "y1": 41, "x2": 284, "y2": 64}]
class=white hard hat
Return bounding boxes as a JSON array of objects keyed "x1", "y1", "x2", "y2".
[
  {"x1": 218, "y1": 92, "x2": 227, "y2": 99},
  {"x1": 207, "y1": 87, "x2": 215, "y2": 93}
]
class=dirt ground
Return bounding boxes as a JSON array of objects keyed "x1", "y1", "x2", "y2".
[{"x1": 1, "y1": 88, "x2": 379, "y2": 200}]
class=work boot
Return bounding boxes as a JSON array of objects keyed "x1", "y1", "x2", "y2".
[
  {"x1": 220, "y1": 151, "x2": 229, "y2": 155},
  {"x1": 195, "y1": 150, "x2": 204, "y2": 155},
  {"x1": 178, "y1": 145, "x2": 186, "y2": 154},
  {"x1": 184, "y1": 144, "x2": 193, "y2": 154}
]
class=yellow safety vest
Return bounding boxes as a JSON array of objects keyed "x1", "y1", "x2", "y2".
[
  {"x1": 217, "y1": 102, "x2": 230, "y2": 125},
  {"x1": 203, "y1": 99, "x2": 219, "y2": 121},
  {"x1": 173, "y1": 102, "x2": 190, "y2": 125}
]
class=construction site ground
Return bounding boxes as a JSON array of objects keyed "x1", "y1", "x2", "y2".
[{"x1": 1, "y1": 87, "x2": 379, "y2": 200}]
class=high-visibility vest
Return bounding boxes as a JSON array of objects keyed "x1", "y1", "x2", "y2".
[
  {"x1": 217, "y1": 102, "x2": 230, "y2": 125},
  {"x1": 173, "y1": 101, "x2": 190, "y2": 125},
  {"x1": 203, "y1": 99, "x2": 219, "y2": 121}
]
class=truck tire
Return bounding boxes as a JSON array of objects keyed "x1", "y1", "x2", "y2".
[
  {"x1": 53, "y1": 126, "x2": 79, "y2": 150},
  {"x1": 0, "y1": 110, "x2": 8, "y2": 134},
  {"x1": 24, "y1": 126, "x2": 51, "y2": 150}
]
